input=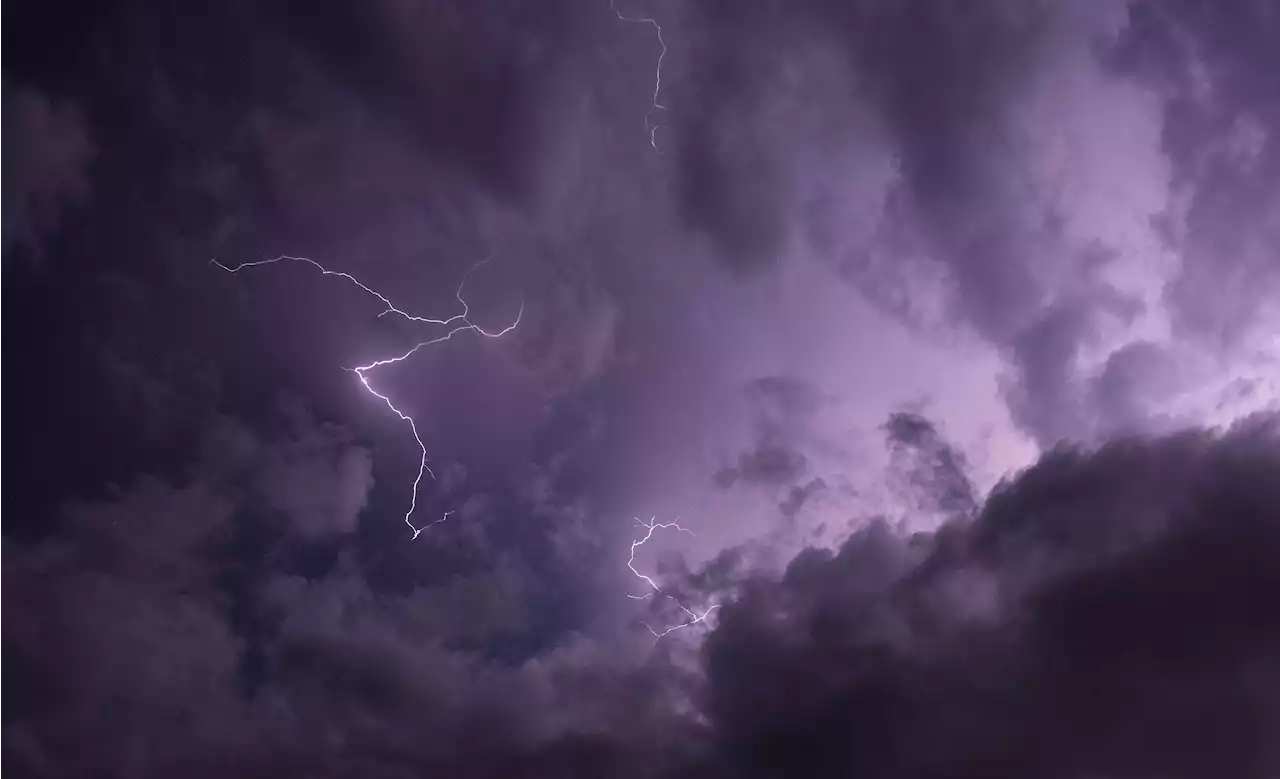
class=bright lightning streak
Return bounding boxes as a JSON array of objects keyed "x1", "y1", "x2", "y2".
[
  {"x1": 627, "y1": 516, "x2": 720, "y2": 641},
  {"x1": 610, "y1": 3, "x2": 716, "y2": 641},
  {"x1": 611, "y1": 0, "x2": 668, "y2": 153},
  {"x1": 212, "y1": 255, "x2": 521, "y2": 539}
]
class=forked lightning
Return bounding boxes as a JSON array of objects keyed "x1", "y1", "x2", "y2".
[
  {"x1": 611, "y1": 0, "x2": 668, "y2": 152},
  {"x1": 213, "y1": 255, "x2": 521, "y2": 539},
  {"x1": 627, "y1": 516, "x2": 721, "y2": 640},
  {"x1": 612, "y1": 4, "x2": 718, "y2": 639}
]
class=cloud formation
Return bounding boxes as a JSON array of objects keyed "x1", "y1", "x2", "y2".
[
  {"x1": 6, "y1": 1, "x2": 1280, "y2": 776},
  {"x1": 7, "y1": 408, "x2": 1279, "y2": 777}
]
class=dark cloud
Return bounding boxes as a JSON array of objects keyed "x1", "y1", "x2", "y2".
[
  {"x1": 1002, "y1": 297, "x2": 1097, "y2": 447},
  {"x1": 2, "y1": 85, "x2": 94, "y2": 259},
  {"x1": 254, "y1": 427, "x2": 374, "y2": 538},
  {"x1": 1110, "y1": 0, "x2": 1280, "y2": 350},
  {"x1": 715, "y1": 442, "x2": 809, "y2": 489},
  {"x1": 2, "y1": 403, "x2": 626, "y2": 777},
  {"x1": 883, "y1": 411, "x2": 977, "y2": 520},
  {"x1": 261, "y1": 1, "x2": 580, "y2": 203},
  {"x1": 715, "y1": 377, "x2": 823, "y2": 492},
  {"x1": 667, "y1": 1, "x2": 1141, "y2": 447},
  {"x1": 778, "y1": 477, "x2": 826, "y2": 518},
  {"x1": 701, "y1": 414, "x2": 1280, "y2": 779},
  {"x1": 743, "y1": 375, "x2": 827, "y2": 419},
  {"x1": 7, "y1": 1, "x2": 1280, "y2": 777},
  {"x1": 8, "y1": 414, "x2": 1279, "y2": 777},
  {"x1": 1092, "y1": 339, "x2": 1188, "y2": 435}
]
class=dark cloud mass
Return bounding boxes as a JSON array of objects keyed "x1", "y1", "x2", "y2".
[
  {"x1": 703, "y1": 416, "x2": 1280, "y2": 779},
  {"x1": 1, "y1": 85, "x2": 94, "y2": 258},
  {"x1": 1110, "y1": 0, "x2": 1280, "y2": 348},
  {"x1": 5, "y1": 0, "x2": 1280, "y2": 777},
  {"x1": 883, "y1": 411, "x2": 977, "y2": 520},
  {"x1": 8, "y1": 412, "x2": 1280, "y2": 777}
]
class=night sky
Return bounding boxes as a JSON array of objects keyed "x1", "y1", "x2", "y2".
[{"x1": 4, "y1": 1, "x2": 1280, "y2": 777}]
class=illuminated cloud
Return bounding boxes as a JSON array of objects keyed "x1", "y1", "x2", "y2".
[{"x1": 6, "y1": 1, "x2": 1280, "y2": 776}]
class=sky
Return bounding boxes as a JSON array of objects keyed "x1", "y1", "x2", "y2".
[{"x1": 3, "y1": 0, "x2": 1280, "y2": 776}]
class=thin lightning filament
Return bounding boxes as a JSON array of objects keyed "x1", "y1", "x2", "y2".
[
  {"x1": 611, "y1": 0, "x2": 668, "y2": 152},
  {"x1": 213, "y1": 255, "x2": 522, "y2": 539},
  {"x1": 627, "y1": 516, "x2": 720, "y2": 639}
]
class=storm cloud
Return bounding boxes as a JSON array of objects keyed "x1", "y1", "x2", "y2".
[
  {"x1": 2, "y1": 85, "x2": 94, "y2": 258},
  {"x1": 702, "y1": 415, "x2": 1280, "y2": 779},
  {"x1": 5, "y1": 0, "x2": 1280, "y2": 777},
  {"x1": 7, "y1": 407, "x2": 1279, "y2": 777}
]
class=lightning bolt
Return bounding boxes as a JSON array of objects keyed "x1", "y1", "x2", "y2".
[
  {"x1": 627, "y1": 516, "x2": 720, "y2": 640},
  {"x1": 611, "y1": 0, "x2": 668, "y2": 153},
  {"x1": 212, "y1": 255, "x2": 521, "y2": 539},
  {"x1": 610, "y1": 3, "x2": 718, "y2": 641}
]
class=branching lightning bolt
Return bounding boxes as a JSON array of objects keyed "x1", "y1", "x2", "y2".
[
  {"x1": 611, "y1": 0, "x2": 668, "y2": 153},
  {"x1": 220, "y1": 4, "x2": 683, "y2": 629},
  {"x1": 212, "y1": 255, "x2": 521, "y2": 539},
  {"x1": 610, "y1": 3, "x2": 719, "y2": 641},
  {"x1": 627, "y1": 516, "x2": 720, "y2": 641}
]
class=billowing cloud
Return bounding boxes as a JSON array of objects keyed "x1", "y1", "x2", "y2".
[
  {"x1": 7, "y1": 1, "x2": 1280, "y2": 776},
  {"x1": 7, "y1": 408, "x2": 1278, "y2": 777},
  {"x1": 702, "y1": 414, "x2": 1280, "y2": 778},
  {"x1": 1110, "y1": 0, "x2": 1280, "y2": 349},
  {"x1": 659, "y1": 0, "x2": 1276, "y2": 450},
  {"x1": 2, "y1": 402, "x2": 631, "y2": 776}
]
